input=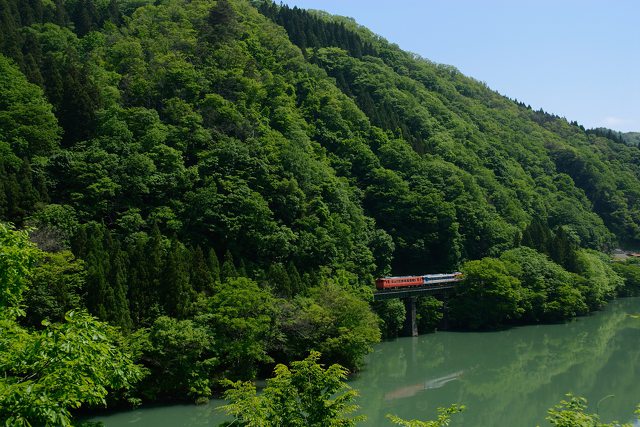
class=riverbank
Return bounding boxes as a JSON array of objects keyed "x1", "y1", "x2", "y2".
[{"x1": 91, "y1": 297, "x2": 640, "y2": 427}]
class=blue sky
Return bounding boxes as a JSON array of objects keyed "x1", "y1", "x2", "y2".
[{"x1": 282, "y1": 0, "x2": 639, "y2": 132}]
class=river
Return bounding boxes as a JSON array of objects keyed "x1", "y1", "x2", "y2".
[{"x1": 91, "y1": 297, "x2": 640, "y2": 426}]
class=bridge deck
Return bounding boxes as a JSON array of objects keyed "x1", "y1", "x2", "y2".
[{"x1": 373, "y1": 284, "x2": 456, "y2": 300}]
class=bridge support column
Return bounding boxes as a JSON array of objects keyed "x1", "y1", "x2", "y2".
[{"x1": 402, "y1": 296, "x2": 418, "y2": 337}]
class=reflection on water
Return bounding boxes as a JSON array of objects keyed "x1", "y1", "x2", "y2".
[
  {"x1": 91, "y1": 298, "x2": 640, "y2": 427},
  {"x1": 384, "y1": 370, "x2": 464, "y2": 400},
  {"x1": 351, "y1": 297, "x2": 640, "y2": 426},
  {"x1": 89, "y1": 400, "x2": 229, "y2": 426}
]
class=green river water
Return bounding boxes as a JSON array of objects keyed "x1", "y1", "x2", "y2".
[{"x1": 92, "y1": 297, "x2": 640, "y2": 426}]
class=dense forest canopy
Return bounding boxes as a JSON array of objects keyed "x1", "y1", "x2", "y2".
[{"x1": 1, "y1": 0, "x2": 640, "y2": 422}]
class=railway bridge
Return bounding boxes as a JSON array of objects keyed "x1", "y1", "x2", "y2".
[{"x1": 373, "y1": 275, "x2": 461, "y2": 337}]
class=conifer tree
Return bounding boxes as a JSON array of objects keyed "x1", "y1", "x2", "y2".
[
  {"x1": 126, "y1": 239, "x2": 151, "y2": 327},
  {"x1": 206, "y1": 0, "x2": 239, "y2": 42},
  {"x1": 287, "y1": 261, "x2": 303, "y2": 296},
  {"x1": 190, "y1": 246, "x2": 214, "y2": 295},
  {"x1": 108, "y1": 240, "x2": 132, "y2": 331},
  {"x1": 13, "y1": 160, "x2": 38, "y2": 219},
  {"x1": 145, "y1": 224, "x2": 164, "y2": 311},
  {"x1": 221, "y1": 249, "x2": 237, "y2": 282},
  {"x1": 70, "y1": 0, "x2": 98, "y2": 36},
  {"x1": 237, "y1": 258, "x2": 248, "y2": 278},
  {"x1": 550, "y1": 227, "x2": 579, "y2": 273},
  {"x1": 128, "y1": 226, "x2": 164, "y2": 326},
  {"x1": 0, "y1": 169, "x2": 7, "y2": 218},
  {"x1": 3, "y1": 172, "x2": 20, "y2": 220},
  {"x1": 82, "y1": 223, "x2": 109, "y2": 320},
  {"x1": 267, "y1": 263, "x2": 291, "y2": 297},
  {"x1": 522, "y1": 216, "x2": 553, "y2": 256},
  {"x1": 207, "y1": 248, "x2": 220, "y2": 284},
  {"x1": 161, "y1": 238, "x2": 194, "y2": 318}
]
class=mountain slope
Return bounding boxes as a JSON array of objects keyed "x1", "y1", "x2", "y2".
[{"x1": 1, "y1": 0, "x2": 640, "y2": 402}]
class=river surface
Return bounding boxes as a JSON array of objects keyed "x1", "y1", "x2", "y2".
[{"x1": 92, "y1": 297, "x2": 640, "y2": 426}]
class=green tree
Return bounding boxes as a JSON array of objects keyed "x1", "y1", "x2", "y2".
[
  {"x1": 0, "y1": 53, "x2": 61, "y2": 157},
  {"x1": 500, "y1": 247, "x2": 587, "y2": 322},
  {"x1": 207, "y1": 248, "x2": 221, "y2": 284},
  {"x1": 190, "y1": 245, "x2": 215, "y2": 295},
  {"x1": 575, "y1": 249, "x2": 623, "y2": 310},
  {"x1": 0, "y1": 222, "x2": 143, "y2": 426},
  {"x1": 611, "y1": 259, "x2": 640, "y2": 296},
  {"x1": 550, "y1": 226, "x2": 580, "y2": 272},
  {"x1": 0, "y1": 311, "x2": 144, "y2": 426},
  {"x1": 221, "y1": 351, "x2": 364, "y2": 427},
  {"x1": 280, "y1": 282, "x2": 380, "y2": 371},
  {"x1": 203, "y1": 277, "x2": 277, "y2": 379},
  {"x1": 373, "y1": 299, "x2": 405, "y2": 339},
  {"x1": 416, "y1": 296, "x2": 443, "y2": 333},
  {"x1": 205, "y1": 0, "x2": 240, "y2": 43},
  {"x1": 23, "y1": 250, "x2": 85, "y2": 327},
  {"x1": 27, "y1": 204, "x2": 79, "y2": 250},
  {"x1": 387, "y1": 405, "x2": 465, "y2": 427},
  {"x1": 0, "y1": 223, "x2": 39, "y2": 313},
  {"x1": 450, "y1": 258, "x2": 523, "y2": 329},
  {"x1": 267, "y1": 262, "x2": 292, "y2": 297},
  {"x1": 545, "y1": 394, "x2": 634, "y2": 427},
  {"x1": 161, "y1": 237, "x2": 195, "y2": 318},
  {"x1": 220, "y1": 249, "x2": 238, "y2": 281},
  {"x1": 137, "y1": 316, "x2": 217, "y2": 403}
]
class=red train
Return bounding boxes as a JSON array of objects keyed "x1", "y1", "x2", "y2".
[{"x1": 376, "y1": 272, "x2": 463, "y2": 290}]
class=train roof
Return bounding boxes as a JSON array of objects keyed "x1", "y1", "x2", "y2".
[{"x1": 377, "y1": 272, "x2": 461, "y2": 280}]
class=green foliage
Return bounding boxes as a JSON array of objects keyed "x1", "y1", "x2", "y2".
[
  {"x1": 0, "y1": 53, "x2": 60, "y2": 157},
  {"x1": 3, "y1": 0, "x2": 640, "y2": 410},
  {"x1": 0, "y1": 223, "x2": 40, "y2": 315},
  {"x1": 447, "y1": 247, "x2": 622, "y2": 329},
  {"x1": 450, "y1": 258, "x2": 523, "y2": 329},
  {"x1": 161, "y1": 237, "x2": 196, "y2": 318},
  {"x1": 27, "y1": 204, "x2": 79, "y2": 251},
  {"x1": 279, "y1": 282, "x2": 381, "y2": 371},
  {"x1": 0, "y1": 223, "x2": 143, "y2": 427},
  {"x1": 373, "y1": 299, "x2": 405, "y2": 339},
  {"x1": 621, "y1": 131, "x2": 640, "y2": 146},
  {"x1": 23, "y1": 250, "x2": 85, "y2": 326},
  {"x1": 575, "y1": 250, "x2": 623, "y2": 309},
  {"x1": 545, "y1": 394, "x2": 633, "y2": 427},
  {"x1": 204, "y1": 277, "x2": 278, "y2": 379},
  {"x1": 415, "y1": 296, "x2": 444, "y2": 332},
  {"x1": 190, "y1": 246, "x2": 215, "y2": 295},
  {"x1": 137, "y1": 316, "x2": 217, "y2": 402},
  {"x1": 387, "y1": 405, "x2": 465, "y2": 427},
  {"x1": 500, "y1": 247, "x2": 587, "y2": 322},
  {"x1": 0, "y1": 311, "x2": 144, "y2": 426},
  {"x1": 611, "y1": 259, "x2": 640, "y2": 296},
  {"x1": 221, "y1": 351, "x2": 364, "y2": 427}
]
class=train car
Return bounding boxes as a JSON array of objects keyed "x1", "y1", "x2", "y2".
[
  {"x1": 376, "y1": 275, "x2": 424, "y2": 290},
  {"x1": 423, "y1": 272, "x2": 463, "y2": 284},
  {"x1": 376, "y1": 272, "x2": 463, "y2": 290}
]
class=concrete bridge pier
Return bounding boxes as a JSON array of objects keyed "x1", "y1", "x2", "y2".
[
  {"x1": 402, "y1": 296, "x2": 418, "y2": 337},
  {"x1": 439, "y1": 294, "x2": 450, "y2": 330}
]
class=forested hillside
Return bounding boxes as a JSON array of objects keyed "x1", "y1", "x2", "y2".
[
  {"x1": 623, "y1": 132, "x2": 640, "y2": 146},
  {"x1": 2, "y1": 0, "x2": 640, "y2": 420}
]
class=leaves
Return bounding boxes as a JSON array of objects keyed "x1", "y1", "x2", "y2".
[
  {"x1": 450, "y1": 258, "x2": 523, "y2": 329},
  {"x1": 387, "y1": 405, "x2": 465, "y2": 427},
  {"x1": 0, "y1": 311, "x2": 144, "y2": 426},
  {"x1": 0, "y1": 223, "x2": 40, "y2": 315},
  {"x1": 545, "y1": 394, "x2": 632, "y2": 427},
  {"x1": 221, "y1": 351, "x2": 364, "y2": 427}
]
